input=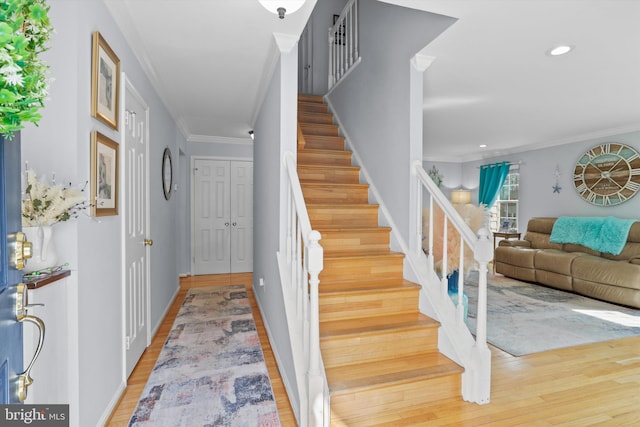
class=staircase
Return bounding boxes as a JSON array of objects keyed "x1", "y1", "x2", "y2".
[{"x1": 297, "y1": 94, "x2": 464, "y2": 426}]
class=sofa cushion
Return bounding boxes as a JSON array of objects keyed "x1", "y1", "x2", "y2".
[
  {"x1": 573, "y1": 279, "x2": 640, "y2": 309},
  {"x1": 525, "y1": 231, "x2": 563, "y2": 250},
  {"x1": 600, "y1": 242, "x2": 640, "y2": 261},
  {"x1": 526, "y1": 217, "x2": 556, "y2": 234},
  {"x1": 495, "y1": 246, "x2": 537, "y2": 268},
  {"x1": 495, "y1": 262, "x2": 536, "y2": 283},
  {"x1": 498, "y1": 239, "x2": 530, "y2": 248},
  {"x1": 535, "y1": 249, "x2": 585, "y2": 275},
  {"x1": 572, "y1": 256, "x2": 640, "y2": 290},
  {"x1": 563, "y1": 243, "x2": 600, "y2": 257},
  {"x1": 535, "y1": 270, "x2": 573, "y2": 291}
]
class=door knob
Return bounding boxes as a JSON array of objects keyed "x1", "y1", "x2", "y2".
[
  {"x1": 225, "y1": 222, "x2": 230, "y2": 227},
  {"x1": 144, "y1": 239, "x2": 153, "y2": 246},
  {"x1": 15, "y1": 283, "x2": 45, "y2": 402},
  {"x1": 232, "y1": 222, "x2": 237, "y2": 226},
  {"x1": 13, "y1": 231, "x2": 33, "y2": 270}
]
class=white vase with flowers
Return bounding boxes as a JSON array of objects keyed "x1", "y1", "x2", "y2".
[{"x1": 22, "y1": 169, "x2": 86, "y2": 274}]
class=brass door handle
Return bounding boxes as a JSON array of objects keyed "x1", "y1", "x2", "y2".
[
  {"x1": 13, "y1": 231, "x2": 33, "y2": 270},
  {"x1": 144, "y1": 239, "x2": 153, "y2": 246},
  {"x1": 15, "y1": 283, "x2": 45, "y2": 402}
]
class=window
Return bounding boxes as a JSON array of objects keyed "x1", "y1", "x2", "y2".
[{"x1": 489, "y1": 170, "x2": 519, "y2": 232}]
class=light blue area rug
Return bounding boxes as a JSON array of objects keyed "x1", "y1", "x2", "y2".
[
  {"x1": 464, "y1": 273, "x2": 640, "y2": 356},
  {"x1": 128, "y1": 285, "x2": 280, "y2": 426}
]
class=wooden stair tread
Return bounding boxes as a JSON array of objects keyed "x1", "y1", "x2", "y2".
[
  {"x1": 320, "y1": 313, "x2": 438, "y2": 339},
  {"x1": 301, "y1": 182, "x2": 368, "y2": 190},
  {"x1": 298, "y1": 93, "x2": 323, "y2": 102},
  {"x1": 327, "y1": 354, "x2": 463, "y2": 394},
  {"x1": 308, "y1": 203, "x2": 377, "y2": 208},
  {"x1": 317, "y1": 226, "x2": 390, "y2": 233},
  {"x1": 299, "y1": 148, "x2": 351, "y2": 155},
  {"x1": 320, "y1": 279, "x2": 420, "y2": 295},
  {"x1": 298, "y1": 164, "x2": 358, "y2": 171},
  {"x1": 323, "y1": 250, "x2": 403, "y2": 260}
]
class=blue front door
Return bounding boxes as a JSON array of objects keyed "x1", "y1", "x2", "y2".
[{"x1": 0, "y1": 133, "x2": 24, "y2": 404}]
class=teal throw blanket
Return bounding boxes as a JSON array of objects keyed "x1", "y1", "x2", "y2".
[{"x1": 549, "y1": 216, "x2": 636, "y2": 255}]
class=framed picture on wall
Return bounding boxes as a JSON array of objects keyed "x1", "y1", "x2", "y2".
[
  {"x1": 90, "y1": 131, "x2": 119, "y2": 216},
  {"x1": 91, "y1": 31, "x2": 120, "y2": 130}
]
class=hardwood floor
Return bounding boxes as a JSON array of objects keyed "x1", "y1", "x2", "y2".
[
  {"x1": 106, "y1": 273, "x2": 296, "y2": 427},
  {"x1": 107, "y1": 273, "x2": 640, "y2": 426}
]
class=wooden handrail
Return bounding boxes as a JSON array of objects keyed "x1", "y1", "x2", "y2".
[{"x1": 297, "y1": 122, "x2": 306, "y2": 149}]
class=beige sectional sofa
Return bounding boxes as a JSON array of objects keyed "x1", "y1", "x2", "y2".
[{"x1": 494, "y1": 217, "x2": 640, "y2": 309}]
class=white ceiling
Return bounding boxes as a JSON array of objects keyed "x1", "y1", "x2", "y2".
[{"x1": 105, "y1": 0, "x2": 640, "y2": 162}]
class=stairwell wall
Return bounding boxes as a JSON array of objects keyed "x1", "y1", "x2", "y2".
[
  {"x1": 253, "y1": 37, "x2": 302, "y2": 419},
  {"x1": 326, "y1": 1, "x2": 455, "y2": 246}
]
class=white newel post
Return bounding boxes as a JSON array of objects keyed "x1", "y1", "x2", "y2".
[
  {"x1": 305, "y1": 230, "x2": 324, "y2": 426},
  {"x1": 464, "y1": 227, "x2": 493, "y2": 404}
]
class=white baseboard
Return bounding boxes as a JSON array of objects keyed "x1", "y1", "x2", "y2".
[
  {"x1": 151, "y1": 285, "x2": 180, "y2": 339},
  {"x1": 98, "y1": 381, "x2": 126, "y2": 426},
  {"x1": 252, "y1": 283, "x2": 300, "y2": 425}
]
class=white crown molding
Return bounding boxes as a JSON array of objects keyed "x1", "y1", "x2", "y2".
[
  {"x1": 424, "y1": 123, "x2": 640, "y2": 163},
  {"x1": 411, "y1": 53, "x2": 436, "y2": 72},
  {"x1": 273, "y1": 32, "x2": 299, "y2": 53},
  {"x1": 187, "y1": 135, "x2": 252, "y2": 144}
]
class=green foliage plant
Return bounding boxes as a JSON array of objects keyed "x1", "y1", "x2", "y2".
[{"x1": 0, "y1": 0, "x2": 52, "y2": 139}]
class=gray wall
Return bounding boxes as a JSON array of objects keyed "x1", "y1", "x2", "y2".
[
  {"x1": 327, "y1": 1, "x2": 455, "y2": 245},
  {"x1": 252, "y1": 37, "x2": 301, "y2": 417},
  {"x1": 21, "y1": 1, "x2": 179, "y2": 424},
  {"x1": 427, "y1": 130, "x2": 640, "y2": 233}
]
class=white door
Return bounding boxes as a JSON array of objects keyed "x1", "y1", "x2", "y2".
[
  {"x1": 123, "y1": 79, "x2": 150, "y2": 377},
  {"x1": 193, "y1": 159, "x2": 253, "y2": 275},
  {"x1": 299, "y1": 20, "x2": 313, "y2": 94},
  {"x1": 230, "y1": 162, "x2": 253, "y2": 273},
  {"x1": 194, "y1": 159, "x2": 230, "y2": 274}
]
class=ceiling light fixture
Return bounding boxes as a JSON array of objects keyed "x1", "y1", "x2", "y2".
[
  {"x1": 547, "y1": 45, "x2": 573, "y2": 56},
  {"x1": 258, "y1": 0, "x2": 305, "y2": 19},
  {"x1": 479, "y1": 144, "x2": 487, "y2": 148}
]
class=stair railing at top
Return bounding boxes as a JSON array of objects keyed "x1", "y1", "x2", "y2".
[
  {"x1": 413, "y1": 161, "x2": 493, "y2": 404},
  {"x1": 280, "y1": 150, "x2": 329, "y2": 426},
  {"x1": 328, "y1": 0, "x2": 360, "y2": 90}
]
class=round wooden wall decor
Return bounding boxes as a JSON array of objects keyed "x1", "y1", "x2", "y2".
[{"x1": 573, "y1": 143, "x2": 640, "y2": 206}]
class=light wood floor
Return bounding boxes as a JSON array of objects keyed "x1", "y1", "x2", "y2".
[{"x1": 107, "y1": 273, "x2": 640, "y2": 426}]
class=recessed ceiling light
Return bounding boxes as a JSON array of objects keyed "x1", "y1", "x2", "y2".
[
  {"x1": 547, "y1": 45, "x2": 573, "y2": 56},
  {"x1": 479, "y1": 144, "x2": 487, "y2": 148}
]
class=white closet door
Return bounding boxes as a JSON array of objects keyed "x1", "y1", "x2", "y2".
[
  {"x1": 193, "y1": 159, "x2": 231, "y2": 274},
  {"x1": 123, "y1": 83, "x2": 150, "y2": 377},
  {"x1": 230, "y1": 161, "x2": 253, "y2": 273}
]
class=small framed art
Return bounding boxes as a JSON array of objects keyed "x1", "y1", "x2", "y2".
[
  {"x1": 90, "y1": 131, "x2": 119, "y2": 216},
  {"x1": 91, "y1": 31, "x2": 120, "y2": 130}
]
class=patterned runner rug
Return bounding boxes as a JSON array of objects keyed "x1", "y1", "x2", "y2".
[
  {"x1": 465, "y1": 273, "x2": 640, "y2": 356},
  {"x1": 128, "y1": 285, "x2": 281, "y2": 426}
]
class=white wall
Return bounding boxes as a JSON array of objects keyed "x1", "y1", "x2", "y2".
[
  {"x1": 327, "y1": 1, "x2": 455, "y2": 246},
  {"x1": 21, "y1": 1, "x2": 179, "y2": 425}
]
